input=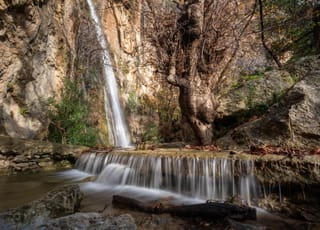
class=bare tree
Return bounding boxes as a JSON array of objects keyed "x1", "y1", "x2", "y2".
[{"x1": 144, "y1": 0, "x2": 255, "y2": 145}]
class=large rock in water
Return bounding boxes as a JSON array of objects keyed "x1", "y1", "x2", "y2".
[
  {"x1": 218, "y1": 57, "x2": 320, "y2": 148},
  {"x1": 0, "y1": 184, "x2": 82, "y2": 229},
  {"x1": 0, "y1": 184, "x2": 137, "y2": 229}
]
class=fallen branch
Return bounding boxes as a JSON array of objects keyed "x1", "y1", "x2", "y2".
[{"x1": 112, "y1": 195, "x2": 256, "y2": 220}]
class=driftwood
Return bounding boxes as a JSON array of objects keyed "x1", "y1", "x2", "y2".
[{"x1": 112, "y1": 195, "x2": 256, "y2": 220}]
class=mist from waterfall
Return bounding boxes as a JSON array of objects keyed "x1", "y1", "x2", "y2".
[{"x1": 86, "y1": 0, "x2": 131, "y2": 147}]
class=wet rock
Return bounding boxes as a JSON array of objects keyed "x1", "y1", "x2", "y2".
[
  {"x1": 10, "y1": 161, "x2": 39, "y2": 172},
  {"x1": 0, "y1": 184, "x2": 82, "y2": 229},
  {"x1": 228, "y1": 219, "x2": 267, "y2": 230},
  {"x1": 12, "y1": 155, "x2": 28, "y2": 163},
  {"x1": 38, "y1": 213, "x2": 137, "y2": 230},
  {"x1": 138, "y1": 214, "x2": 174, "y2": 229}
]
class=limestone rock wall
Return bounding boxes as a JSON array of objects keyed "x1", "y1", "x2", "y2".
[{"x1": 0, "y1": 0, "x2": 78, "y2": 139}]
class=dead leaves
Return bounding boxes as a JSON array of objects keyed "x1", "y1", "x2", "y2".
[
  {"x1": 185, "y1": 144, "x2": 220, "y2": 151},
  {"x1": 250, "y1": 145, "x2": 320, "y2": 159}
]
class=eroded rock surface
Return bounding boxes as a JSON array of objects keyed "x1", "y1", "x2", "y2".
[
  {"x1": 218, "y1": 56, "x2": 320, "y2": 149},
  {"x1": 0, "y1": 0, "x2": 77, "y2": 139}
]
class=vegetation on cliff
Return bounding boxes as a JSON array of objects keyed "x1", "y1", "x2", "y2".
[{"x1": 47, "y1": 78, "x2": 97, "y2": 147}]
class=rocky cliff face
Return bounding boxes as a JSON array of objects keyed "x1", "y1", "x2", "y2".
[
  {"x1": 218, "y1": 56, "x2": 320, "y2": 149},
  {"x1": 0, "y1": 0, "x2": 167, "y2": 145},
  {"x1": 0, "y1": 0, "x2": 78, "y2": 139}
]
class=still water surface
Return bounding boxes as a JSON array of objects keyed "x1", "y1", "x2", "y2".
[{"x1": 0, "y1": 170, "x2": 72, "y2": 211}]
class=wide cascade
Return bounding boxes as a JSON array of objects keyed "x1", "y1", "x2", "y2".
[
  {"x1": 75, "y1": 152, "x2": 259, "y2": 204},
  {"x1": 86, "y1": 0, "x2": 131, "y2": 147}
]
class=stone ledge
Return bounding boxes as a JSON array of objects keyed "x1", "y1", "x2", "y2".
[{"x1": 0, "y1": 135, "x2": 89, "y2": 174}]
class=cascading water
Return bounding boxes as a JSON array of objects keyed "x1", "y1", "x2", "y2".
[
  {"x1": 86, "y1": 0, "x2": 131, "y2": 147},
  {"x1": 75, "y1": 152, "x2": 259, "y2": 205}
]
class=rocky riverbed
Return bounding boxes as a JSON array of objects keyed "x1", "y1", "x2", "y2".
[
  {"x1": 0, "y1": 181, "x2": 319, "y2": 230},
  {"x1": 1, "y1": 139, "x2": 320, "y2": 229}
]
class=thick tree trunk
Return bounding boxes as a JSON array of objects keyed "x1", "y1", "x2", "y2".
[
  {"x1": 179, "y1": 87, "x2": 217, "y2": 145},
  {"x1": 175, "y1": 0, "x2": 216, "y2": 145}
]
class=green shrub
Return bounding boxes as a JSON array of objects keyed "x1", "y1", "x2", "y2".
[
  {"x1": 19, "y1": 107, "x2": 29, "y2": 116},
  {"x1": 47, "y1": 78, "x2": 97, "y2": 147},
  {"x1": 142, "y1": 122, "x2": 162, "y2": 144},
  {"x1": 127, "y1": 90, "x2": 138, "y2": 113}
]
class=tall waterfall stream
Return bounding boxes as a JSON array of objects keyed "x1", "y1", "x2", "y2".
[{"x1": 86, "y1": 0, "x2": 131, "y2": 147}]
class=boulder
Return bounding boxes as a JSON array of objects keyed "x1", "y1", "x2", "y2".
[
  {"x1": 217, "y1": 69, "x2": 294, "y2": 118},
  {"x1": 0, "y1": 184, "x2": 137, "y2": 229},
  {"x1": 218, "y1": 60, "x2": 320, "y2": 149},
  {"x1": 0, "y1": 184, "x2": 82, "y2": 229}
]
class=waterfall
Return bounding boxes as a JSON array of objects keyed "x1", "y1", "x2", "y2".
[
  {"x1": 86, "y1": 0, "x2": 131, "y2": 147},
  {"x1": 75, "y1": 152, "x2": 259, "y2": 204}
]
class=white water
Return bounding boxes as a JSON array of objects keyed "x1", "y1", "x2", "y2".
[
  {"x1": 74, "y1": 152, "x2": 260, "y2": 204},
  {"x1": 86, "y1": 0, "x2": 131, "y2": 147}
]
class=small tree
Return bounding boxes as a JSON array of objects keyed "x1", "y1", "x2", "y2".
[
  {"x1": 48, "y1": 78, "x2": 97, "y2": 147},
  {"x1": 144, "y1": 0, "x2": 255, "y2": 145}
]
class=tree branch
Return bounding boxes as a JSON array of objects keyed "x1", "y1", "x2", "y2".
[{"x1": 257, "y1": 0, "x2": 282, "y2": 68}]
